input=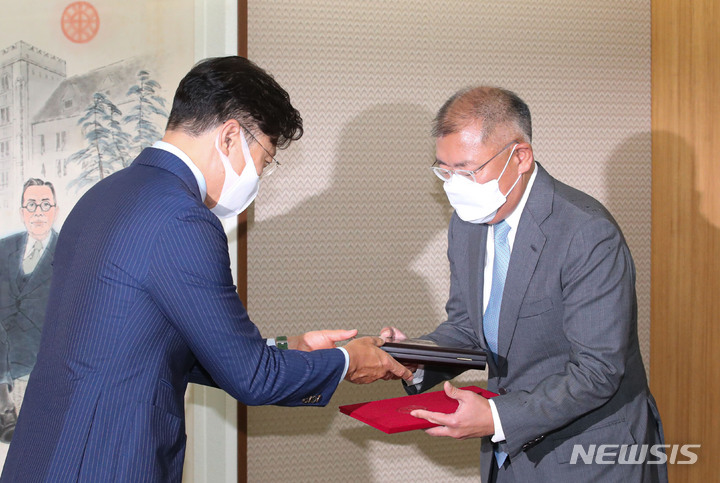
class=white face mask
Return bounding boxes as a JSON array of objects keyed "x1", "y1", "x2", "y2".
[
  {"x1": 443, "y1": 143, "x2": 520, "y2": 224},
  {"x1": 210, "y1": 130, "x2": 260, "y2": 218}
]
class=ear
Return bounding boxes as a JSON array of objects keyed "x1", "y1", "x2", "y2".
[
  {"x1": 217, "y1": 119, "x2": 243, "y2": 155},
  {"x1": 514, "y1": 142, "x2": 534, "y2": 175}
]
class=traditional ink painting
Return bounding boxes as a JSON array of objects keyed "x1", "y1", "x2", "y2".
[{"x1": 0, "y1": 0, "x2": 194, "y2": 467}]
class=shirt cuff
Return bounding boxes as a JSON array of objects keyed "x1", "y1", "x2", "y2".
[
  {"x1": 488, "y1": 398, "x2": 506, "y2": 442},
  {"x1": 268, "y1": 339, "x2": 349, "y2": 381},
  {"x1": 337, "y1": 347, "x2": 350, "y2": 380},
  {"x1": 411, "y1": 367, "x2": 425, "y2": 386}
]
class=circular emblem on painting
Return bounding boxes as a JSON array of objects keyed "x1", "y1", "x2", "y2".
[{"x1": 61, "y1": 2, "x2": 100, "y2": 43}]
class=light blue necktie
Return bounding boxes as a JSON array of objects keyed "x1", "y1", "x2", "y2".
[
  {"x1": 483, "y1": 219, "x2": 511, "y2": 468},
  {"x1": 484, "y1": 220, "x2": 510, "y2": 360}
]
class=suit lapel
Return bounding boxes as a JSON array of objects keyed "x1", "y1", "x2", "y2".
[
  {"x1": 497, "y1": 164, "x2": 554, "y2": 363},
  {"x1": 497, "y1": 218, "x2": 545, "y2": 361},
  {"x1": 467, "y1": 222, "x2": 488, "y2": 347},
  {"x1": 8, "y1": 232, "x2": 26, "y2": 297}
]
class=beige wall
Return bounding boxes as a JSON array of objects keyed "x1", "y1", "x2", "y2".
[{"x1": 246, "y1": 1, "x2": 651, "y2": 481}]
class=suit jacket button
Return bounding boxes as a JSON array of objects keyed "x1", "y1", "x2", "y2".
[{"x1": 498, "y1": 387, "x2": 508, "y2": 395}]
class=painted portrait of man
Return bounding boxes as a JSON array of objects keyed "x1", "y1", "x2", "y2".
[{"x1": 0, "y1": 178, "x2": 58, "y2": 442}]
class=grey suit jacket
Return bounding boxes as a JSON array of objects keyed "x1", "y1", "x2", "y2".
[
  {"x1": 0, "y1": 230, "x2": 58, "y2": 382},
  {"x1": 414, "y1": 164, "x2": 666, "y2": 482}
]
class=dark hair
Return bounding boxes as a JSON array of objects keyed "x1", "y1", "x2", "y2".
[
  {"x1": 22, "y1": 178, "x2": 55, "y2": 205},
  {"x1": 166, "y1": 56, "x2": 303, "y2": 148},
  {"x1": 432, "y1": 86, "x2": 532, "y2": 143}
]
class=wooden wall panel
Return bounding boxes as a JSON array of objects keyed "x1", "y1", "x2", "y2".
[{"x1": 651, "y1": 1, "x2": 720, "y2": 480}]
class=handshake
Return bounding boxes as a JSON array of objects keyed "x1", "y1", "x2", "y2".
[{"x1": 285, "y1": 327, "x2": 413, "y2": 384}]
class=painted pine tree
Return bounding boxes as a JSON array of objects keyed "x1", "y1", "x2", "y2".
[
  {"x1": 108, "y1": 101, "x2": 132, "y2": 168},
  {"x1": 66, "y1": 93, "x2": 126, "y2": 191},
  {"x1": 123, "y1": 70, "x2": 168, "y2": 159}
]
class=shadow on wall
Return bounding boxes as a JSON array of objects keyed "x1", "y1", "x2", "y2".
[
  {"x1": 639, "y1": 131, "x2": 718, "y2": 460},
  {"x1": 603, "y1": 132, "x2": 652, "y2": 246},
  {"x1": 603, "y1": 132, "x2": 653, "y2": 373},
  {"x1": 603, "y1": 132, "x2": 718, "y2": 381},
  {"x1": 247, "y1": 104, "x2": 485, "y2": 481}
]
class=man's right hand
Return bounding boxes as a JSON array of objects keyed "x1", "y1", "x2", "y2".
[
  {"x1": 379, "y1": 326, "x2": 421, "y2": 373},
  {"x1": 343, "y1": 336, "x2": 413, "y2": 384},
  {"x1": 379, "y1": 326, "x2": 408, "y2": 342}
]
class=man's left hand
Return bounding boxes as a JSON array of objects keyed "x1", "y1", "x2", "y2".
[
  {"x1": 290, "y1": 329, "x2": 359, "y2": 351},
  {"x1": 411, "y1": 381, "x2": 495, "y2": 439}
]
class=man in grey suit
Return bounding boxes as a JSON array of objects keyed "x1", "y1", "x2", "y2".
[
  {"x1": 0, "y1": 178, "x2": 59, "y2": 442},
  {"x1": 382, "y1": 87, "x2": 666, "y2": 482}
]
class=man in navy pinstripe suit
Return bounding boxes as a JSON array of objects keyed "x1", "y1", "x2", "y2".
[{"x1": 1, "y1": 57, "x2": 411, "y2": 482}]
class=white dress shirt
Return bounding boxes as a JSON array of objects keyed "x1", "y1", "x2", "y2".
[
  {"x1": 152, "y1": 141, "x2": 208, "y2": 202},
  {"x1": 486, "y1": 162, "x2": 537, "y2": 443},
  {"x1": 23, "y1": 235, "x2": 50, "y2": 259}
]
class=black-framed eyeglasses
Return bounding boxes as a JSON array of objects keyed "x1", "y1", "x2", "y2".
[
  {"x1": 432, "y1": 140, "x2": 518, "y2": 183},
  {"x1": 22, "y1": 200, "x2": 56, "y2": 213},
  {"x1": 238, "y1": 123, "x2": 281, "y2": 178}
]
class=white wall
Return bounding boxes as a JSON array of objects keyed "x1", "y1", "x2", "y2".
[{"x1": 183, "y1": 1, "x2": 239, "y2": 482}]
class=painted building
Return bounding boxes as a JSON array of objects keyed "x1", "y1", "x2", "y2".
[
  {"x1": 0, "y1": 40, "x2": 166, "y2": 233},
  {"x1": 0, "y1": 41, "x2": 65, "y2": 214}
]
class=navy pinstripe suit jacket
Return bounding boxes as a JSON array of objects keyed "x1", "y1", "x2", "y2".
[{"x1": 1, "y1": 148, "x2": 346, "y2": 482}]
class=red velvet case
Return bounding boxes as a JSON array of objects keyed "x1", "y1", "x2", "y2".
[{"x1": 339, "y1": 386, "x2": 498, "y2": 434}]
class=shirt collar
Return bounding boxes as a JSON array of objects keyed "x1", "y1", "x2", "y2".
[
  {"x1": 503, "y1": 161, "x2": 538, "y2": 233},
  {"x1": 24, "y1": 234, "x2": 49, "y2": 258},
  {"x1": 498, "y1": 161, "x2": 537, "y2": 247},
  {"x1": 152, "y1": 140, "x2": 207, "y2": 202}
]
